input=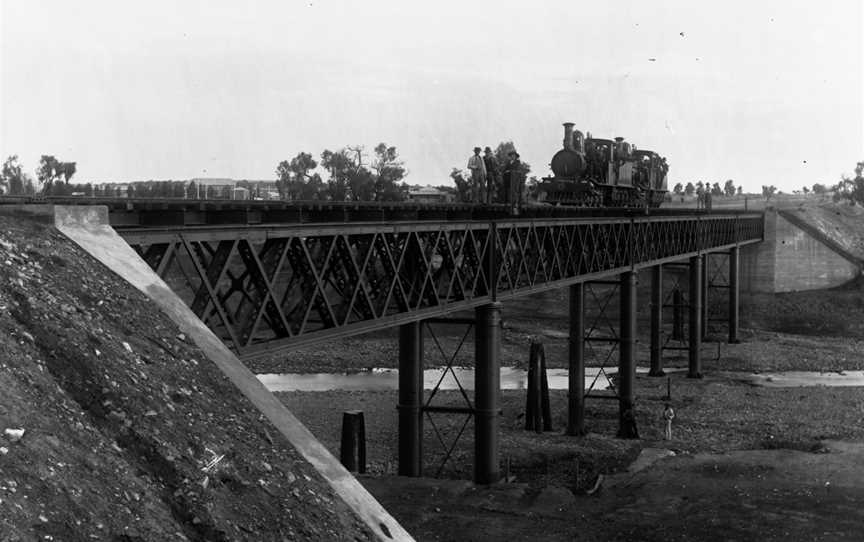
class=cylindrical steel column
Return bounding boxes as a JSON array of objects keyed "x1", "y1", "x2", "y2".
[
  {"x1": 475, "y1": 302, "x2": 502, "y2": 484},
  {"x1": 567, "y1": 283, "x2": 586, "y2": 436},
  {"x1": 397, "y1": 321, "x2": 423, "y2": 476},
  {"x1": 701, "y1": 253, "x2": 709, "y2": 339},
  {"x1": 689, "y1": 256, "x2": 703, "y2": 378},
  {"x1": 672, "y1": 287, "x2": 684, "y2": 341},
  {"x1": 729, "y1": 247, "x2": 740, "y2": 343},
  {"x1": 649, "y1": 265, "x2": 664, "y2": 376},
  {"x1": 618, "y1": 271, "x2": 638, "y2": 438}
]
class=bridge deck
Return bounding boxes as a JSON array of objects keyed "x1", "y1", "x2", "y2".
[{"x1": 116, "y1": 211, "x2": 764, "y2": 358}]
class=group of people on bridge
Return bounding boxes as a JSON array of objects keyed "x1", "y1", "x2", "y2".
[{"x1": 466, "y1": 146, "x2": 524, "y2": 206}]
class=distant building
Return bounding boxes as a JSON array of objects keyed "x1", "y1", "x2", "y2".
[
  {"x1": 407, "y1": 187, "x2": 452, "y2": 203},
  {"x1": 232, "y1": 186, "x2": 250, "y2": 200},
  {"x1": 190, "y1": 178, "x2": 235, "y2": 199}
]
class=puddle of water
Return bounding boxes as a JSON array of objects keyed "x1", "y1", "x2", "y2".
[
  {"x1": 730, "y1": 371, "x2": 864, "y2": 388},
  {"x1": 258, "y1": 367, "x2": 617, "y2": 393}
]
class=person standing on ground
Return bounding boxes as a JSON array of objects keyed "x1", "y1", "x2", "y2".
[
  {"x1": 663, "y1": 402, "x2": 675, "y2": 440},
  {"x1": 467, "y1": 147, "x2": 487, "y2": 204},
  {"x1": 482, "y1": 147, "x2": 499, "y2": 204}
]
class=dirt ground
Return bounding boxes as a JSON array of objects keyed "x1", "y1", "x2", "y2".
[{"x1": 264, "y1": 277, "x2": 864, "y2": 541}]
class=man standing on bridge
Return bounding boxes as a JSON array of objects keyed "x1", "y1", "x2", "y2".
[
  {"x1": 467, "y1": 147, "x2": 487, "y2": 204},
  {"x1": 483, "y1": 147, "x2": 499, "y2": 204}
]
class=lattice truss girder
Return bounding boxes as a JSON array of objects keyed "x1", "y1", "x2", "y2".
[{"x1": 126, "y1": 215, "x2": 763, "y2": 356}]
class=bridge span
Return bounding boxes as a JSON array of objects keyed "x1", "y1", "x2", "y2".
[{"x1": 107, "y1": 204, "x2": 763, "y2": 484}]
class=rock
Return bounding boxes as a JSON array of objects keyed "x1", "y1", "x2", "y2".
[
  {"x1": 4, "y1": 428, "x2": 25, "y2": 442},
  {"x1": 0, "y1": 447, "x2": 8, "y2": 455},
  {"x1": 122, "y1": 342, "x2": 133, "y2": 353},
  {"x1": 21, "y1": 331, "x2": 34, "y2": 343}
]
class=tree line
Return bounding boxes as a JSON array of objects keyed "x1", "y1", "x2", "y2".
[
  {"x1": 671, "y1": 180, "x2": 742, "y2": 197},
  {"x1": 275, "y1": 143, "x2": 408, "y2": 201},
  {"x1": 669, "y1": 178, "x2": 840, "y2": 203},
  {"x1": 0, "y1": 155, "x2": 77, "y2": 196}
]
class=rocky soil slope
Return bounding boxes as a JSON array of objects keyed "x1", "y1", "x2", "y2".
[{"x1": 0, "y1": 213, "x2": 372, "y2": 540}]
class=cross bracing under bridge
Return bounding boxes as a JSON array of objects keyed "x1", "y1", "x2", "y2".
[{"x1": 118, "y1": 212, "x2": 764, "y2": 359}]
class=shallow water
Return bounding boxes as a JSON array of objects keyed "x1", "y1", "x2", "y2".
[
  {"x1": 730, "y1": 370, "x2": 864, "y2": 388},
  {"x1": 258, "y1": 367, "x2": 616, "y2": 392},
  {"x1": 258, "y1": 368, "x2": 864, "y2": 392}
]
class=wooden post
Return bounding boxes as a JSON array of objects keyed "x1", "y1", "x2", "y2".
[
  {"x1": 539, "y1": 343, "x2": 552, "y2": 432},
  {"x1": 340, "y1": 410, "x2": 367, "y2": 474},
  {"x1": 525, "y1": 341, "x2": 552, "y2": 432},
  {"x1": 525, "y1": 341, "x2": 541, "y2": 431}
]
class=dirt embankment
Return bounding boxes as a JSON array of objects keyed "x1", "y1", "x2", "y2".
[{"x1": 0, "y1": 214, "x2": 372, "y2": 540}]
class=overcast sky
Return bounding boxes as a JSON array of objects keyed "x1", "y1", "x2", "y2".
[{"x1": 1, "y1": 0, "x2": 862, "y2": 192}]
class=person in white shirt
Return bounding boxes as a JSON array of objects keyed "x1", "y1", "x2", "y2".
[{"x1": 467, "y1": 147, "x2": 487, "y2": 203}]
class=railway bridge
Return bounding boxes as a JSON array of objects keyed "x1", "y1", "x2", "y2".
[{"x1": 18, "y1": 198, "x2": 764, "y2": 485}]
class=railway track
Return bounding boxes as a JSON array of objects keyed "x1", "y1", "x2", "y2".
[{"x1": 0, "y1": 195, "x2": 750, "y2": 227}]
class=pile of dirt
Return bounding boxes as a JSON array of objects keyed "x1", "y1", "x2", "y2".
[{"x1": 0, "y1": 214, "x2": 372, "y2": 540}]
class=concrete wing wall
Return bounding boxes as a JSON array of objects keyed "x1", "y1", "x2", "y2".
[{"x1": 742, "y1": 210, "x2": 861, "y2": 293}]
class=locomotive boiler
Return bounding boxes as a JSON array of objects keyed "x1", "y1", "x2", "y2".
[{"x1": 537, "y1": 123, "x2": 669, "y2": 207}]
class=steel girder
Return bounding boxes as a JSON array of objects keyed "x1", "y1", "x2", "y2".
[{"x1": 122, "y1": 213, "x2": 764, "y2": 358}]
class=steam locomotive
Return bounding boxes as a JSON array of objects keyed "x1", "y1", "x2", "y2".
[{"x1": 537, "y1": 123, "x2": 669, "y2": 208}]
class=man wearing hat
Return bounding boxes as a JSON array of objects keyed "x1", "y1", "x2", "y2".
[
  {"x1": 502, "y1": 150, "x2": 522, "y2": 207},
  {"x1": 482, "y1": 147, "x2": 500, "y2": 205},
  {"x1": 467, "y1": 147, "x2": 487, "y2": 204}
]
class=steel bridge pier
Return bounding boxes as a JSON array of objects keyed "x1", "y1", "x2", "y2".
[
  {"x1": 689, "y1": 255, "x2": 703, "y2": 378},
  {"x1": 649, "y1": 265, "x2": 664, "y2": 377},
  {"x1": 729, "y1": 246, "x2": 740, "y2": 343},
  {"x1": 474, "y1": 303, "x2": 501, "y2": 484},
  {"x1": 618, "y1": 271, "x2": 638, "y2": 438},
  {"x1": 567, "y1": 283, "x2": 586, "y2": 436},
  {"x1": 398, "y1": 321, "x2": 424, "y2": 477}
]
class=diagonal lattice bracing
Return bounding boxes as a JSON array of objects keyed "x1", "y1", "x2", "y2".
[{"x1": 122, "y1": 213, "x2": 764, "y2": 356}]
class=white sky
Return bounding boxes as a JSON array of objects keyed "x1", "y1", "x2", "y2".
[{"x1": 1, "y1": 0, "x2": 862, "y2": 192}]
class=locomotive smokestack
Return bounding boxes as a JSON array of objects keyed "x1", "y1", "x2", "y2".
[{"x1": 563, "y1": 122, "x2": 575, "y2": 151}]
